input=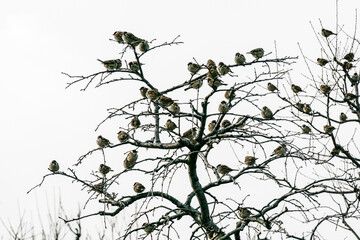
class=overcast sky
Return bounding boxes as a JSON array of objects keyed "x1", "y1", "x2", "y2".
[{"x1": 1, "y1": 0, "x2": 359, "y2": 238}]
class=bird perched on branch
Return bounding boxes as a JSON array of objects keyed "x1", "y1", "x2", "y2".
[
  {"x1": 344, "y1": 52, "x2": 355, "y2": 62},
  {"x1": 224, "y1": 90, "x2": 236, "y2": 100},
  {"x1": 123, "y1": 159, "x2": 136, "y2": 170},
  {"x1": 261, "y1": 106, "x2": 273, "y2": 120},
  {"x1": 92, "y1": 182, "x2": 105, "y2": 193},
  {"x1": 301, "y1": 125, "x2": 311, "y2": 134},
  {"x1": 184, "y1": 78, "x2": 203, "y2": 91},
  {"x1": 133, "y1": 182, "x2": 145, "y2": 193},
  {"x1": 331, "y1": 146, "x2": 340, "y2": 156},
  {"x1": 271, "y1": 144, "x2": 287, "y2": 156},
  {"x1": 234, "y1": 52, "x2": 246, "y2": 65},
  {"x1": 97, "y1": 59, "x2": 122, "y2": 71},
  {"x1": 350, "y1": 73, "x2": 359, "y2": 86},
  {"x1": 320, "y1": 84, "x2": 331, "y2": 95},
  {"x1": 207, "y1": 78, "x2": 225, "y2": 90},
  {"x1": 248, "y1": 48, "x2": 264, "y2": 59},
  {"x1": 217, "y1": 164, "x2": 237, "y2": 175},
  {"x1": 317, "y1": 58, "x2": 329, "y2": 67},
  {"x1": 158, "y1": 95, "x2": 174, "y2": 107},
  {"x1": 146, "y1": 89, "x2": 161, "y2": 100},
  {"x1": 344, "y1": 61, "x2": 353, "y2": 70},
  {"x1": 118, "y1": 131, "x2": 130, "y2": 142},
  {"x1": 48, "y1": 160, "x2": 59, "y2": 173},
  {"x1": 126, "y1": 150, "x2": 138, "y2": 162},
  {"x1": 113, "y1": 31, "x2": 125, "y2": 43},
  {"x1": 345, "y1": 93, "x2": 357, "y2": 101},
  {"x1": 182, "y1": 128, "x2": 197, "y2": 140},
  {"x1": 267, "y1": 83, "x2": 278, "y2": 92},
  {"x1": 244, "y1": 156, "x2": 257, "y2": 166},
  {"x1": 130, "y1": 116, "x2": 141, "y2": 128},
  {"x1": 140, "y1": 87, "x2": 149, "y2": 98},
  {"x1": 238, "y1": 207, "x2": 251, "y2": 218},
  {"x1": 217, "y1": 62, "x2": 231, "y2": 75},
  {"x1": 323, "y1": 125, "x2": 335, "y2": 134},
  {"x1": 221, "y1": 119, "x2": 231, "y2": 128},
  {"x1": 339, "y1": 112, "x2": 347, "y2": 122},
  {"x1": 206, "y1": 59, "x2": 216, "y2": 69},
  {"x1": 99, "y1": 164, "x2": 113, "y2": 175},
  {"x1": 208, "y1": 120, "x2": 217, "y2": 132},
  {"x1": 218, "y1": 101, "x2": 229, "y2": 114},
  {"x1": 303, "y1": 104, "x2": 312, "y2": 114},
  {"x1": 291, "y1": 84, "x2": 305, "y2": 94},
  {"x1": 129, "y1": 61, "x2": 141, "y2": 72},
  {"x1": 165, "y1": 119, "x2": 177, "y2": 131},
  {"x1": 206, "y1": 67, "x2": 220, "y2": 80},
  {"x1": 295, "y1": 102, "x2": 305, "y2": 112},
  {"x1": 96, "y1": 135, "x2": 111, "y2": 148},
  {"x1": 142, "y1": 223, "x2": 156, "y2": 234},
  {"x1": 138, "y1": 40, "x2": 149, "y2": 52},
  {"x1": 122, "y1": 32, "x2": 142, "y2": 46},
  {"x1": 187, "y1": 62, "x2": 201, "y2": 75},
  {"x1": 321, "y1": 28, "x2": 336, "y2": 38},
  {"x1": 169, "y1": 102, "x2": 180, "y2": 115}
]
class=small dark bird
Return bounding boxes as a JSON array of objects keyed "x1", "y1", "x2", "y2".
[
  {"x1": 99, "y1": 164, "x2": 113, "y2": 175},
  {"x1": 261, "y1": 106, "x2": 273, "y2": 120},
  {"x1": 323, "y1": 125, "x2": 335, "y2": 134},
  {"x1": 142, "y1": 223, "x2": 156, "y2": 234},
  {"x1": 320, "y1": 84, "x2": 331, "y2": 95},
  {"x1": 96, "y1": 135, "x2": 111, "y2": 148},
  {"x1": 321, "y1": 28, "x2": 336, "y2": 38},
  {"x1": 97, "y1": 59, "x2": 122, "y2": 71},
  {"x1": 123, "y1": 159, "x2": 136, "y2": 170},
  {"x1": 129, "y1": 61, "x2": 141, "y2": 72},
  {"x1": 301, "y1": 125, "x2": 311, "y2": 134},
  {"x1": 92, "y1": 182, "x2": 105, "y2": 193},
  {"x1": 118, "y1": 131, "x2": 130, "y2": 142},
  {"x1": 206, "y1": 59, "x2": 216, "y2": 69},
  {"x1": 271, "y1": 144, "x2": 287, "y2": 156},
  {"x1": 122, "y1": 32, "x2": 142, "y2": 46},
  {"x1": 296, "y1": 102, "x2": 304, "y2": 112},
  {"x1": 303, "y1": 104, "x2": 312, "y2": 114},
  {"x1": 133, "y1": 182, "x2": 145, "y2": 193},
  {"x1": 221, "y1": 119, "x2": 231, "y2": 128},
  {"x1": 169, "y1": 102, "x2": 180, "y2": 115},
  {"x1": 206, "y1": 68, "x2": 220, "y2": 80},
  {"x1": 224, "y1": 90, "x2": 236, "y2": 100},
  {"x1": 317, "y1": 58, "x2": 329, "y2": 67},
  {"x1": 138, "y1": 40, "x2": 149, "y2": 52},
  {"x1": 208, "y1": 120, "x2": 217, "y2": 132},
  {"x1": 291, "y1": 84, "x2": 304, "y2": 94},
  {"x1": 217, "y1": 164, "x2": 237, "y2": 175},
  {"x1": 238, "y1": 207, "x2": 251, "y2": 218},
  {"x1": 158, "y1": 95, "x2": 174, "y2": 107},
  {"x1": 140, "y1": 87, "x2": 149, "y2": 98},
  {"x1": 187, "y1": 62, "x2": 201, "y2": 75},
  {"x1": 344, "y1": 52, "x2": 355, "y2": 62},
  {"x1": 207, "y1": 78, "x2": 225, "y2": 90},
  {"x1": 218, "y1": 101, "x2": 229, "y2": 114},
  {"x1": 331, "y1": 147, "x2": 340, "y2": 156},
  {"x1": 344, "y1": 61, "x2": 353, "y2": 70},
  {"x1": 350, "y1": 73, "x2": 359, "y2": 86},
  {"x1": 113, "y1": 31, "x2": 125, "y2": 43},
  {"x1": 130, "y1": 117, "x2": 141, "y2": 128},
  {"x1": 217, "y1": 62, "x2": 231, "y2": 75},
  {"x1": 165, "y1": 119, "x2": 177, "y2": 131},
  {"x1": 339, "y1": 112, "x2": 347, "y2": 122},
  {"x1": 184, "y1": 79, "x2": 203, "y2": 91},
  {"x1": 267, "y1": 83, "x2": 278, "y2": 92},
  {"x1": 345, "y1": 93, "x2": 357, "y2": 101},
  {"x1": 182, "y1": 128, "x2": 197, "y2": 139},
  {"x1": 146, "y1": 89, "x2": 161, "y2": 100},
  {"x1": 234, "y1": 52, "x2": 246, "y2": 65},
  {"x1": 48, "y1": 160, "x2": 59, "y2": 173},
  {"x1": 236, "y1": 116, "x2": 247, "y2": 129},
  {"x1": 248, "y1": 48, "x2": 265, "y2": 59},
  {"x1": 126, "y1": 150, "x2": 138, "y2": 162},
  {"x1": 244, "y1": 156, "x2": 257, "y2": 166}
]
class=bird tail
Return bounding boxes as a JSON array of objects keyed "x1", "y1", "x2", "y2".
[{"x1": 97, "y1": 59, "x2": 104, "y2": 63}]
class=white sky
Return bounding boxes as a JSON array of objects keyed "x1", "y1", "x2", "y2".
[{"x1": 1, "y1": 0, "x2": 359, "y2": 238}]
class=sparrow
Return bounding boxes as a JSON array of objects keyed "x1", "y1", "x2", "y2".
[
  {"x1": 92, "y1": 182, "x2": 105, "y2": 193},
  {"x1": 267, "y1": 83, "x2": 278, "y2": 92},
  {"x1": 142, "y1": 223, "x2": 156, "y2": 234},
  {"x1": 146, "y1": 89, "x2": 161, "y2": 100},
  {"x1": 344, "y1": 52, "x2": 355, "y2": 62},
  {"x1": 184, "y1": 79, "x2": 203, "y2": 91},
  {"x1": 158, "y1": 95, "x2": 174, "y2": 107},
  {"x1": 130, "y1": 116, "x2": 141, "y2": 128},
  {"x1": 140, "y1": 87, "x2": 149, "y2": 98},
  {"x1": 217, "y1": 164, "x2": 237, "y2": 175},
  {"x1": 320, "y1": 84, "x2": 331, "y2": 95},
  {"x1": 187, "y1": 62, "x2": 201, "y2": 75},
  {"x1": 291, "y1": 84, "x2": 304, "y2": 94},
  {"x1": 182, "y1": 127, "x2": 197, "y2": 139},
  {"x1": 303, "y1": 104, "x2": 312, "y2": 114},
  {"x1": 248, "y1": 48, "x2": 264, "y2": 59},
  {"x1": 323, "y1": 125, "x2": 335, "y2": 134},
  {"x1": 48, "y1": 160, "x2": 59, "y2": 173},
  {"x1": 126, "y1": 150, "x2": 138, "y2": 162},
  {"x1": 217, "y1": 62, "x2": 231, "y2": 75},
  {"x1": 317, "y1": 58, "x2": 329, "y2": 67},
  {"x1": 169, "y1": 102, "x2": 180, "y2": 115},
  {"x1": 321, "y1": 28, "x2": 336, "y2": 38},
  {"x1": 129, "y1": 61, "x2": 141, "y2": 72},
  {"x1": 218, "y1": 101, "x2": 229, "y2": 114},
  {"x1": 138, "y1": 40, "x2": 149, "y2": 52},
  {"x1": 113, "y1": 31, "x2": 125, "y2": 43},
  {"x1": 122, "y1": 32, "x2": 142, "y2": 46},
  {"x1": 234, "y1": 52, "x2": 246, "y2": 65},
  {"x1": 345, "y1": 93, "x2": 357, "y2": 101},
  {"x1": 221, "y1": 119, "x2": 231, "y2": 128},
  {"x1": 224, "y1": 90, "x2": 236, "y2": 100},
  {"x1": 301, "y1": 124, "x2": 311, "y2": 134},
  {"x1": 97, "y1": 59, "x2": 122, "y2": 71},
  {"x1": 237, "y1": 207, "x2": 251, "y2": 218},
  {"x1": 261, "y1": 106, "x2": 273, "y2": 120},
  {"x1": 96, "y1": 135, "x2": 111, "y2": 148},
  {"x1": 207, "y1": 78, "x2": 225, "y2": 90},
  {"x1": 244, "y1": 156, "x2": 257, "y2": 166},
  {"x1": 344, "y1": 61, "x2": 353, "y2": 70},
  {"x1": 331, "y1": 146, "x2": 340, "y2": 156},
  {"x1": 271, "y1": 144, "x2": 287, "y2": 156},
  {"x1": 295, "y1": 102, "x2": 304, "y2": 112},
  {"x1": 339, "y1": 112, "x2": 347, "y2": 122},
  {"x1": 117, "y1": 131, "x2": 130, "y2": 142},
  {"x1": 350, "y1": 73, "x2": 359, "y2": 86},
  {"x1": 206, "y1": 59, "x2": 217, "y2": 70},
  {"x1": 99, "y1": 164, "x2": 113, "y2": 175},
  {"x1": 165, "y1": 119, "x2": 177, "y2": 131},
  {"x1": 236, "y1": 116, "x2": 247, "y2": 129},
  {"x1": 123, "y1": 159, "x2": 136, "y2": 170},
  {"x1": 133, "y1": 182, "x2": 145, "y2": 193},
  {"x1": 206, "y1": 68, "x2": 220, "y2": 80},
  {"x1": 208, "y1": 120, "x2": 217, "y2": 132}
]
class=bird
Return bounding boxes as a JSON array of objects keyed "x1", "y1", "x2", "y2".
[
  {"x1": 267, "y1": 83, "x2": 278, "y2": 92},
  {"x1": 118, "y1": 131, "x2": 130, "y2": 142},
  {"x1": 187, "y1": 62, "x2": 201, "y2": 75},
  {"x1": 206, "y1": 68, "x2": 220, "y2": 80},
  {"x1": 123, "y1": 159, "x2": 136, "y2": 170},
  {"x1": 182, "y1": 127, "x2": 197, "y2": 139},
  {"x1": 138, "y1": 40, "x2": 149, "y2": 52},
  {"x1": 271, "y1": 144, "x2": 287, "y2": 156},
  {"x1": 339, "y1": 112, "x2": 347, "y2": 122},
  {"x1": 99, "y1": 164, "x2": 113, "y2": 175},
  {"x1": 142, "y1": 223, "x2": 156, "y2": 234},
  {"x1": 291, "y1": 84, "x2": 304, "y2": 94},
  {"x1": 129, "y1": 61, "x2": 141, "y2": 72},
  {"x1": 126, "y1": 150, "x2": 138, "y2": 162},
  {"x1": 236, "y1": 116, "x2": 247, "y2": 129},
  {"x1": 96, "y1": 135, "x2": 111, "y2": 148},
  {"x1": 206, "y1": 59, "x2": 217, "y2": 69},
  {"x1": 350, "y1": 73, "x2": 359, "y2": 86},
  {"x1": 92, "y1": 182, "x2": 105, "y2": 193},
  {"x1": 122, "y1": 32, "x2": 142, "y2": 46},
  {"x1": 244, "y1": 156, "x2": 257, "y2": 166},
  {"x1": 158, "y1": 95, "x2": 174, "y2": 107},
  {"x1": 48, "y1": 160, "x2": 59, "y2": 173},
  {"x1": 320, "y1": 84, "x2": 331, "y2": 95},
  {"x1": 218, "y1": 101, "x2": 229, "y2": 114},
  {"x1": 321, "y1": 28, "x2": 336, "y2": 38},
  {"x1": 303, "y1": 104, "x2": 312, "y2": 114},
  {"x1": 113, "y1": 31, "x2": 125, "y2": 43},
  {"x1": 146, "y1": 89, "x2": 161, "y2": 100},
  {"x1": 169, "y1": 102, "x2": 180, "y2": 115},
  {"x1": 217, "y1": 62, "x2": 231, "y2": 75},
  {"x1": 344, "y1": 52, "x2": 355, "y2": 62},
  {"x1": 97, "y1": 59, "x2": 122, "y2": 71},
  {"x1": 331, "y1": 146, "x2": 340, "y2": 156},
  {"x1": 130, "y1": 116, "x2": 141, "y2": 128},
  {"x1": 317, "y1": 58, "x2": 329, "y2": 67},
  {"x1": 345, "y1": 93, "x2": 357, "y2": 101},
  {"x1": 140, "y1": 87, "x2": 149, "y2": 98},
  {"x1": 184, "y1": 78, "x2": 203, "y2": 91},
  {"x1": 295, "y1": 102, "x2": 305, "y2": 112},
  {"x1": 207, "y1": 78, "x2": 225, "y2": 90},
  {"x1": 217, "y1": 164, "x2": 237, "y2": 175},
  {"x1": 208, "y1": 120, "x2": 217, "y2": 132},
  {"x1": 261, "y1": 106, "x2": 273, "y2": 120},
  {"x1": 234, "y1": 52, "x2": 246, "y2": 65},
  {"x1": 221, "y1": 119, "x2": 231, "y2": 128},
  {"x1": 344, "y1": 61, "x2": 353, "y2": 70},
  {"x1": 133, "y1": 182, "x2": 145, "y2": 193},
  {"x1": 301, "y1": 125, "x2": 311, "y2": 134},
  {"x1": 224, "y1": 90, "x2": 236, "y2": 100},
  {"x1": 323, "y1": 125, "x2": 335, "y2": 134},
  {"x1": 165, "y1": 119, "x2": 177, "y2": 131},
  {"x1": 238, "y1": 207, "x2": 251, "y2": 218},
  {"x1": 248, "y1": 48, "x2": 264, "y2": 59}
]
